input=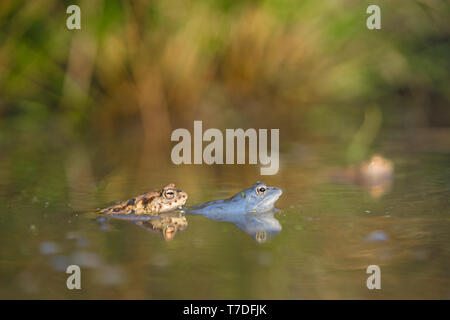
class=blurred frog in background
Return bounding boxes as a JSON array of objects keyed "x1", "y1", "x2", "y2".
[{"x1": 331, "y1": 155, "x2": 394, "y2": 198}]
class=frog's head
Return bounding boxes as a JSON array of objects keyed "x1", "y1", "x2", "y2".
[
  {"x1": 151, "y1": 184, "x2": 188, "y2": 213},
  {"x1": 233, "y1": 182, "x2": 283, "y2": 213}
]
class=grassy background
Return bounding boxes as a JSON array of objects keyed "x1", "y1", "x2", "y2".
[{"x1": 1, "y1": 1, "x2": 448, "y2": 141}]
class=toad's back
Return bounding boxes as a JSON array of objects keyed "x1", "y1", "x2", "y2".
[{"x1": 99, "y1": 183, "x2": 188, "y2": 215}]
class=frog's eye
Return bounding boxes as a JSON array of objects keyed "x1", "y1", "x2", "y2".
[
  {"x1": 163, "y1": 189, "x2": 177, "y2": 200},
  {"x1": 256, "y1": 185, "x2": 267, "y2": 196}
]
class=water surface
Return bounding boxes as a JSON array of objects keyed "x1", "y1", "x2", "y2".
[{"x1": 0, "y1": 125, "x2": 449, "y2": 299}]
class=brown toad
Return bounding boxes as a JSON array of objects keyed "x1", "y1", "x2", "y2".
[{"x1": 99, "y1": 183, "x2": 188, "y2": 215}]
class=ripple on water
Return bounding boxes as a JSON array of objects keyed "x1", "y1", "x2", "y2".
[
  {"x1": 69, "y1": 251, "x2": 103, "y2": 268},
  {"x1": 39, "y1": 242, "x2": 60, "y2": 255},
  {"x1": 94, "y1": 266, "x2": 127, "y2": 286},
  {"x1": 365, "y1": 231, "x2": 389, "y2": 242}
]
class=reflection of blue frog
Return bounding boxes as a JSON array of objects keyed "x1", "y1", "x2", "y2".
[
  {"x1": 188, "y1": 182, "x2": 283, "y2": 243},
  {"x1": 202, "y1": 210, "x2": 282, "y2": 243}
]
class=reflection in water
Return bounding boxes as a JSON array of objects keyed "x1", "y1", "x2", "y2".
[
  {"x1": 189, "y1": 210, "x2": 282, "y2": 243},
  {"x1": 96, "y1": 206, "x2": 281, "y2": 243},
  {"x1": 1, "y1": 129, "x2": 449, "y2": 298},
  {"x1": 97, "y1": 211, "x2": 188, "y2": 241}
]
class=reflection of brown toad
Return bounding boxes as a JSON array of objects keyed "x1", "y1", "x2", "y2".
[
  {"x1": 96, "y1": 211, "x2": 188, "y2": 241},
  {"x1": 134, "y1": 212, "x2": 188, "y2": 241}
]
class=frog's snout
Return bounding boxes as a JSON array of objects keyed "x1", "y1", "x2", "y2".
[{"x1": 270, "y1": 187, "x2": 283, "y2": 197}]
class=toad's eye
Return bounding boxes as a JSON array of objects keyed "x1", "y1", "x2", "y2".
[
  {"x1": 163, "y1": 189, "x2": 177, "y2": 200},
  {"x1": 256, "y1": 185, "x2": 267, "y2": 196}
]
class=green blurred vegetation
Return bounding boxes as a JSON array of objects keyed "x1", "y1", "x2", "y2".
[
  {"x1": 0, "y1": 0, "x2": 448, "y2": 146},
  {"x1": 0, "y1": 0, "x2": 449, "y2": 203}
]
